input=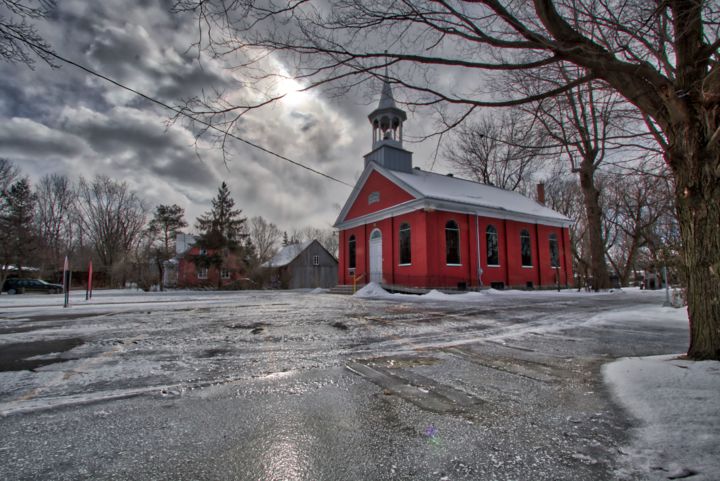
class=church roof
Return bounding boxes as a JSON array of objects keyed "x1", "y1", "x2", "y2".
[{"x1": 335, "y1": 162, "x2": 571, "y2": 228}]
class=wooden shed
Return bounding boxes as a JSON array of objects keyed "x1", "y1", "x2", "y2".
[{"x1": 262, "y1": 240, "x2": 338, "y2": 289}]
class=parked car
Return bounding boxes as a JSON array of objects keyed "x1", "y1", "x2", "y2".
[{"x1": 2, "y1": 278, "x2": 64, "y2": 295}]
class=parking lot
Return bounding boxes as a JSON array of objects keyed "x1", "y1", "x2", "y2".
[{"x1": 0, "y1": 288, "x2": 688, "y2": 480}]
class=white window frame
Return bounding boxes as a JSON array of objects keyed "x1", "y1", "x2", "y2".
[
  {"x1": 312, "y1": 255, "x2": 320, "y2": 266},
  {"x1": 199, "y1": 248, "x2": 208, "y2": 256},
  {"x1": 220, "y1": 268, "x2": 231, "y2": 279},
  {"x1": 197, "y1": 267, "x2": 208, "y2": 279}
]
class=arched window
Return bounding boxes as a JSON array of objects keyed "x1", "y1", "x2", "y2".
[
  {"x1": 486, "y1": 225, "x2": 499, "y2": 266},
  {"x1": 399, "y1": 223, "x2": 411, "y2": 265},
  {"x1": 549, "y1": 233, "x2": 559, "y2": 268},
  {"x1": 445, "y1": 220, "x2": 461, "y2": 265},
  {"x1": 348, "y1": 235, "x2": 356, "y2": 269},
  {"x1": 520, "y1": 229, "x2": 532, "y2": 267}
]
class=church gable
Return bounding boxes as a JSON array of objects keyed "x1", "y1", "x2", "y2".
[{"x1": 344, "y1": 169, "x2": 416, "y2": 221}]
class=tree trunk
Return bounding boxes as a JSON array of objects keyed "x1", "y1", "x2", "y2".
[
  {"x1": 578, "y1": 164, "x2": 611, "y2": 291},
  {"x1": 672, "y1": 144, "x2": 720, "y2": 359}
]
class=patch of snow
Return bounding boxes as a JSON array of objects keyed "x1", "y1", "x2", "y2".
[
  {"x1": 308, "y1": 288, "x2": 327, "y2": 294},
  {"x1": 353, "y1": 282, "x2": 394, "y2": 298},
  {"x1": 604, "y1": 355, "x2": 720, "y2": 481}
]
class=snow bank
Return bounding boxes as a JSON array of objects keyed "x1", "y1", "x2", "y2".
[
  {"x1": 353, "y1": 282, "x2": 394, "y2": 298},
  {"x1": 604, "y1": 355, "x2": 720, "y2": 480}
]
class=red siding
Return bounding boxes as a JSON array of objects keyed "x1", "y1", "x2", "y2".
[
  {"x1": 176, "y1": 246, "x2": 245, "y2": 288},
  {"x1": 344, "y1": 171, "x2": 415, "y2": 221},
  {"x1": 338, "y1": 208, "x2": 572, "y2": 289},
  {"x1": 477, "y1": 217, "x2": 506, "y2": 287}
]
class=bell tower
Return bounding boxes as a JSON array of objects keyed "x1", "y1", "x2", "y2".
[{"x1": 364, "y1": 77, "x2": 413, "y2": 173}]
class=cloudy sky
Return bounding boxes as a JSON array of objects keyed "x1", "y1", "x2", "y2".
[{"x1": 0, "y1": 0, "x2": 446, "y2": 234}]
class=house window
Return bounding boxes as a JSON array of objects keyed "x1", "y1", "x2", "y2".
[
  {"x1": 368, "y1": 191, "x2": 380, "y2": 204},
  {"x1": 197, "y1": 267, "x2": 208, "y2": 279},
  {"x1": 220, "y1": 268, "x2": 230, "y2": 279},
  {"x1": 399, "y1": 222, "x2": 411, "y2": 265},
  {"x1": 549, "y1": 233, "x2": 560, "y2": 268},
  {"x1": 348, "y1": 235, "x2": 356, "y2": 269},
  {"x1": 313, "y1": 255, "x2": 320, "y2": 266},
  {"x1": 445, "y1": 220, "x2": 461, "y2": 265},
  {"x1": 520, "y1": 229, "x2": 532, "y2": 267},
  {"x1": 486, "y1": 225, "x2": 499, "y2": 266},
  {"x1": 199, "y1": 248, "x2": 207, "y2": 256}
]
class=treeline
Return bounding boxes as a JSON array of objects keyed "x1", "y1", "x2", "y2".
[{"x1": 0, "y1": 159, "x2": 336, "y2": 290}]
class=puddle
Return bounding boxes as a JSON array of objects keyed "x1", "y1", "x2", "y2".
[
  {"x1": 0, "y1": 338, "x2": 84, "y2": 372},
  {"x1": 363, "y1": 355, "x2": 440, "y2": 369}
]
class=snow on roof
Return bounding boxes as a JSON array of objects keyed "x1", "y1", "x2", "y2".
[
  {"x1": 390, "y1": 167, "x2": 569, "y2": 222},
  {"x1": 262, "y1": 240, "x2": 313, "y2": 268}
]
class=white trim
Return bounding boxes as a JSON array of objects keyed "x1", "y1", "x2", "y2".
[
  {"x1": 398, "y1": 263, "x2": 412, "y2": 267},
  {"x1": 334, "y1": 162, "x2": 420, "y2": 226},
  {"x1": 336, "y1": 198, "x2": 571, "y2": 230},
  {"x1": 486, "y1": 264, "x2": 501, "y2": 268},
  {"x1": 446, "y1": 263, "x2": 463, "y2": 267},
  {"x1": 522, "y1": 265, "x2": 534, "y2": 269}
]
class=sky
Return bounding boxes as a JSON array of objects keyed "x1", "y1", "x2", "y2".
[{"x1": 0, "y1": 0, "x2": 444, "y2": 233}]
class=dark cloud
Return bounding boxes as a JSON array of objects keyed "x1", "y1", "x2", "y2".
[{"x1": 0, "y1": 0, "x2": 442, "y2": 233}]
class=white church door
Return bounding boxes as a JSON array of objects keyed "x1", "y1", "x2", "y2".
[{"x1": 369, "y1": 229, "x2": 383, "y2": 284}]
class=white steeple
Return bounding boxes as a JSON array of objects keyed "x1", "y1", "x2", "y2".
[
  {"x1": 364, "y1": 72, "x2": 413, "y2": 173},
  {"x1": 368, "y1": 76, "x2": 407, "y2": 148}
]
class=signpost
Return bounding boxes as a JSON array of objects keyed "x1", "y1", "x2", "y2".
[
  {"x1": 86, "y1": 261, "x2": 93, "y2": 301},
  {"x1": 63, "y1": 256, "x2": 70, "y2": 308}
]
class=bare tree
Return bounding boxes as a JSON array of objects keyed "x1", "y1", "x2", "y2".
[
  {"x1": 175, "y1": 1, "x2": 720, "y2": 359},
  {"x1": 525, "y1": 76, "x2": 639, "y2": 290},
  {"x1": 34, "y1": 174, "x2": 75, "y2": 275},
  {"x1": 248, "y1": 216, "x2": 281, "y2": 264},
  {"x1": 0, "y1": 0, "x2": 56, "y2": 67},
  {"x1": 604, "y1": 172, "x2": 675, "y2": 286},
  {"x1": 444, "y1": 110, "x2": 541, "y2": 193},
  {"x1": 75, "y1": 176, "x2": 147, "y2": 287},
  {"x1": 296, "y1": 226, "x2": 339, "y2": 258}
]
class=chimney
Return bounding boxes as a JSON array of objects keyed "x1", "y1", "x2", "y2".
[{"x1": 537, "y1": 183, "x2": 546, "y2": 205}]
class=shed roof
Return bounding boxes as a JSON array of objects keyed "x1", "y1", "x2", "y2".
[{"x1": 262, "y1": 240, "x2": 313, "y2": 268}]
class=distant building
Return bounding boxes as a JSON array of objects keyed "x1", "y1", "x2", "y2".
[
  {"x1": 262, "y1": 240, "x2": 338, "y2": 289},
  {"x1": 164, "y1": 234, "x2": 248, "y2": 289},
  {"x1": 334, "y1": 80, "x2": 573, "y2": 290}
]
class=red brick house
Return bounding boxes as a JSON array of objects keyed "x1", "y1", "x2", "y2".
[
  {"x1": 334, "y1": 81, "x2": 573, "y2": 290},
  {"x1": 165, "y1": 234, "x2": 247, "y2": 289}
]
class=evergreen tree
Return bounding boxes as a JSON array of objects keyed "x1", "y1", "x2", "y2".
[
  {"x1": 148, "y1": 204, "x2": 188, "y2": 291},
  {"x1": 194, "y1": 182, "x2": 247, "y2": 287},
  {"x1": 282, "y1": 231, "x2": 289, "y2": 247},
  {"x1": 1, "y1": 178, "x2": 38, "y2": 289}
]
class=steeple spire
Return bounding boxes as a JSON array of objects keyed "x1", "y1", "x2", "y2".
[
  {"x1": 364, "y1": 63, "x2": 413, "y2": 173},
  {"x1": 368, "y1": 66, "x2": 407, "y2": 148}
]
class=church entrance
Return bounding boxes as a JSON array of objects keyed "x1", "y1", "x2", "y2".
[{"x1": 369, "y1": 229, "x2": 383, "y2": 284}]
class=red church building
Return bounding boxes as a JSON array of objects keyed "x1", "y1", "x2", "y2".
[{"x1": 334, "y1": 81, "x2": 573, "y2": 290}]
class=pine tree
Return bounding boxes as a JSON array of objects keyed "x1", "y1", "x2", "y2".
[
  {"x1": 148, "y1": 204, "x2": 187, "y2": 291},
  {"x1": 0, "y1": 178, "x2": 37, "y2": 289},
  {"x1": 194, "y1": 182, "x2": 247, "y2": 287},
  {"x1": 282, "y1": 231, "x2": 289, "y2": 247}
]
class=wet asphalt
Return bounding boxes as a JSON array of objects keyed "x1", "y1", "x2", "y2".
[{"x1": 0, "y1": 289, "x2": 688, "y2": 480}]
